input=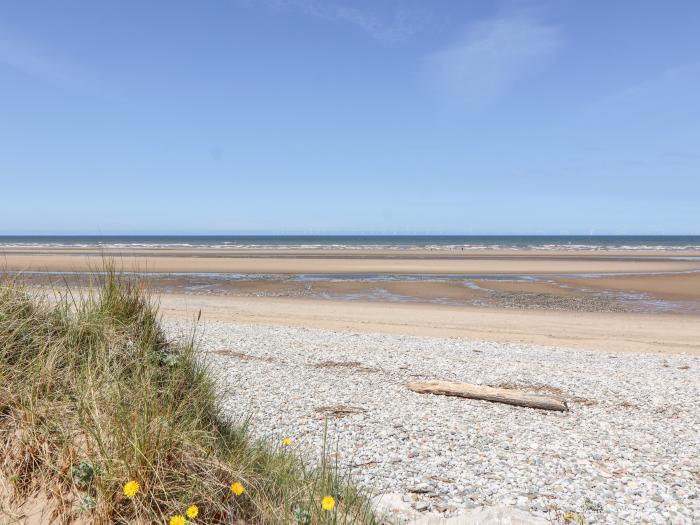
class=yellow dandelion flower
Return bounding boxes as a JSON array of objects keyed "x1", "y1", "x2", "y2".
[
  {"x1": 123, "y1": 480, "x2": 140, "y2": 498},
  {"x1": 169, "y1": 515, "x2": 186, "y2": 525},
  {"x1": 230, "y1": 481, "x2": 245, "y2": 496},
  {"x1": 281, "y1": 437, "x2": 292, "y2": 446},
  {"x1": 186, "y1": 505, "x2": 199, "y2": 519},
  {"x1": 321, "y1": 495, "x2": 335, "y2": 511}
]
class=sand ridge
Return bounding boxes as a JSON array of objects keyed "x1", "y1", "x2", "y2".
[
  {"x1": 3, "y1": 250, "x2": 700, "y2": 275},
  {"x1": 160, "y1": 294, "x2": 700, "y2": 355}
]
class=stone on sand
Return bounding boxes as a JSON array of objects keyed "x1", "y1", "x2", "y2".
[
  {"x1": 414, "y1": 505, "x2": 549, "y2": 525},
  {"x1": 372, "y1": 494, "x2": 548, "y2": 525}
]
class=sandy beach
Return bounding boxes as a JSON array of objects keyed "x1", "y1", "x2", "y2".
[
  {"x1": 172, "y1": 319, "x2": 699, "y2": 524},
  {"x1": 5, "y1": 246, "x2": 700, "y2": 356},
  {"x1": 118, "y1": 246, "x2": 698, "y2": 523},
  {"x1": 4, "y1": 246, "x2": 700, "y2": 523},
  {"x1": 5, "y1": 243, "x2": 700, "y2": 523},
  {"x1": 159, "y1": 293, "x2": 700, "y2": 355},
  {"x1": 3, "y1": 247, "x2": 700, "y2": 274}
]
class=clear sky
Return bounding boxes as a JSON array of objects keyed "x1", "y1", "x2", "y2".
[{"x1": 1, "y1": 0, "x2": 699, "y2": 235}]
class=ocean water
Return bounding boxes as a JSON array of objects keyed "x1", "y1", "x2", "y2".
[{"x1": 1, "y1": 235, "x2": 700, "y2": 250}]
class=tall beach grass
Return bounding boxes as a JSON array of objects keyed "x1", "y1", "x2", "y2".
[{"x1": 0, "y1": 269, "x2": 379, "y2": 524}]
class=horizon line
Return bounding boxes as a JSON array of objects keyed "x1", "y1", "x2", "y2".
[{"x1": 1, "y1": 233, "x2": 699, "y2": 238}]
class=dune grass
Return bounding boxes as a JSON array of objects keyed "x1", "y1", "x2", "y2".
[{"x1": 0, "y1": 271, "x2": 379, "y2": 524}]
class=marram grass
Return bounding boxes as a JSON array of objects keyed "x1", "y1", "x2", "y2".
[{"x1": 0, "y1": 271, "x2": 380, "y2": 524}]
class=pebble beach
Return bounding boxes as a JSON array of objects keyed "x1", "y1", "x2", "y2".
[{"x1": 165, "y1": 320, "x2": 700, "y2": 524}]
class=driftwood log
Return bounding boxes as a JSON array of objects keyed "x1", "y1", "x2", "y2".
[{"x1": 408, "y1": 380, "x2": 569, "y2": 412}]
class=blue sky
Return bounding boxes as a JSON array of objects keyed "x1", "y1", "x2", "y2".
[{"x1": 1, "y1": 0, "x2": 699, "y2": 234}]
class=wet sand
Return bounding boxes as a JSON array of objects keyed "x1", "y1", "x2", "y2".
[
  {"x1": 5, "y1": 247, "x2": 700, "y2": 355},
  {"x1": 2, "y1": 247, "x2": 700, "y2": 314},
  {"x1": 558, "y1": 273, "x2": 700, "y2": 301}
]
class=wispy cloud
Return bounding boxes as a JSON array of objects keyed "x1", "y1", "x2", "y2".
[
  {"x1": 584, "y1": 61, "x2": 700, "y2": 116},
  {"x1": 0, "y1": 24, "x2": 103, "y2": 96},
  {"x1": 241, "y1": 0, "x2": 429, "y2": 42},
  {"x1": 425, "y1": 14, "x2": 562, "y2": 110},
  {"x1": 577, "y1": 61, "x2": 700, "y2": 156}
]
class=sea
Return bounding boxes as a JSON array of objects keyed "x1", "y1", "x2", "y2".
[{"x1": 1, "y1": 235, "x2": 700, "y2": 251}]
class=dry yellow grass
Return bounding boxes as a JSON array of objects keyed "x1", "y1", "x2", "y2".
[{"x1": 0, "y1": 269, "x2": 378, "y2": 524}]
